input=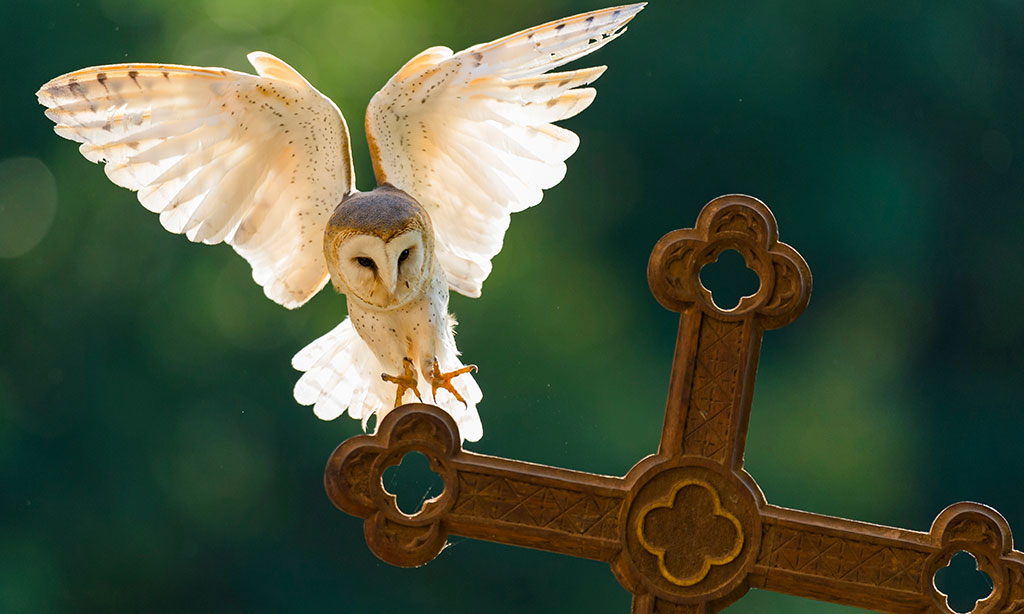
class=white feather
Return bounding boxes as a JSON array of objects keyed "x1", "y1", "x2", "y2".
[
  {"x1": 38, "y1": 6, "x2": 641, "y2": 441},
  {"x1": 293, "y1": 318, "x2": 483, "y2": 442},
  {"x1": 37, "y1": 53, "x2": 355, "y2": 309},
  {"x1": 365, "y1": 3, "x2": 644, "y2": 297}
]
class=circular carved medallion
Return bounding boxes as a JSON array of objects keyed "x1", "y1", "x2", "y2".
[{"x1": 622, "y1": 459, "x2": 761, "y2": 603}]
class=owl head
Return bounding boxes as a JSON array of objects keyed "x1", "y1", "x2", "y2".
[{"x1": 324, "y1": 184, "x2": 435, "y2": 309}]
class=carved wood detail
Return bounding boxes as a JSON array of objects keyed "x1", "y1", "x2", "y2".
[{"x1": 324, "y1": 194, "x2": 1023, "y2": 612}]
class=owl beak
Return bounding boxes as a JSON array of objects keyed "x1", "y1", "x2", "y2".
[{"x1": 385, "y1": 268, "x2": 399, "y2": 303}]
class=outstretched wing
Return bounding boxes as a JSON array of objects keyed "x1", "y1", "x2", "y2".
[
  {"x1": 365, "y1": 3, "x2": 643, "y2": 297},
  {"x1": 37, "y1": 52, "x2": 354, "y2": 309}
]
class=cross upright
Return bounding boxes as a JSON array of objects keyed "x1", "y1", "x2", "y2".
[{"x1": 324, "y1": 194, "x2": 1024, "y2": 614}]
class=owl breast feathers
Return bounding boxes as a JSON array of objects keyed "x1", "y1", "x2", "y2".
[{"x1": 37, "y1": 3, "x2": 645, "y2": 441}]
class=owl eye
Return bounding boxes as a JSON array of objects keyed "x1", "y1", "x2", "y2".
[
  {"x1": 398, "y1": 248, "x2": 410, "y2": 264},
  {"x1": 356, "y1": 257, "x2": 375, "y2": 268}
]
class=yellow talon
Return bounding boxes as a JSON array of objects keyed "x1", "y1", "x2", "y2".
[
  {"x1": 381, "y1": 357, "x2": 422, "y2": 408},
  {"x1": 430, "y1": 357, "x2": 477, "y2": 407}
]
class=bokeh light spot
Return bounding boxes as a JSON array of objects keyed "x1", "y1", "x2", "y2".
[
  {"x1": 203, "y1": 0, "x2": 298, "y2": 32},
  {"x1": 0, "y1": 157, "x2": 58, "y2": 259}
]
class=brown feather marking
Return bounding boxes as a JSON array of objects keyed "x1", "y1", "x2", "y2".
[
  {"x1": 66, "y1": 79, "x2": 97, "y2": 112},
  {"x1": 67, "y1": 79, "x2": 84, "y2": 98},
  {"x1": 128, "y1": 70, "x2": 142, "y2": 89}
]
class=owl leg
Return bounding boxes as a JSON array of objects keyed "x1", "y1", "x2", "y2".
[
  {"x1": 381, "y1": 357, "x2": 422, "y2": 408},
  {"x1": 429, "y1": 357, "x2": 478, "y2": 407}
]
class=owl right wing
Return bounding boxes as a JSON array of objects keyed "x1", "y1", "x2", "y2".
[
  {"x1": 37, "y1": 52, "x2": 354, "y2": 309},
  {"x1": 365, "y1": 4, "x2": 643, "y2": 298}
]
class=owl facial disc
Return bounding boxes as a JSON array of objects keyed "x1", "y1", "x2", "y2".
[{"x1": 324, "y1": 185, "x2": 433, "y2": 309}]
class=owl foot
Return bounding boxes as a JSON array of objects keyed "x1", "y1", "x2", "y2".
[
  {"x1": 429, "y1": 357, "x2": 478, "y2": 407},
  {"x1": 381, "y1": 357, "x2": 422, "y2": 408}
]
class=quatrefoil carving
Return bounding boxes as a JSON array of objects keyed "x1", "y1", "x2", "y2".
[
  {"x1": 636, "y1": 479, "x2": 744, "y2": 587},
  {"x1": 648, "y1": 194, "x2": 811, "y2": 329},
  {"x1": 325, "y1": 404, "x2": 460, "y2": 568}
]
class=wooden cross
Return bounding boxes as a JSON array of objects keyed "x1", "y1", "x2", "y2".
[{"x1": 324, "y1": 194, "x2": 1024, "y2": 614}]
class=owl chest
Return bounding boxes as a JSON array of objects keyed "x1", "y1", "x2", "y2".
[{"x1": 348, "y1": 277, "x2": 448, "y2": 372}]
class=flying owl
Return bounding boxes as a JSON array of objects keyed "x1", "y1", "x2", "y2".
[{"x1": 36, "y1": 3, "x2": 643, "y2": 442}]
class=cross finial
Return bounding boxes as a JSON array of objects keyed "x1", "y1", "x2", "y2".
[{"x1": 324, "y1": 194, "x2": 1024, "y2": 613}]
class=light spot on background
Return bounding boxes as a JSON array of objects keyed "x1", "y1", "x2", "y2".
[
  {"x1": 151, "y1": 403, "x2": 274, "y2": 535},
  {"x1": 202, "y1": 0, "x2": 298, "y2": 32},
  {"x1": 0, "y1": 157, "x2": 58, "y2": 259},
  {"x1": 208, "y1": 258, "x2": 291, "y2": 349}
]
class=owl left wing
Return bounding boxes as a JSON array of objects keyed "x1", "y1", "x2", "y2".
[
  {"x1": 37, "y1": 53, "x2": 354, "y2": 309},
  {"x1": 365, "y1": 3, "x2": 643, "y2": 297}
]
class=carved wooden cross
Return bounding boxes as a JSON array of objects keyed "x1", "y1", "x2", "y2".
[{"x1": 324, "y1": 195, "x2": 1024, "y2": 614}]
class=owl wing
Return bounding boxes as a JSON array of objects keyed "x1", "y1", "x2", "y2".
[
  {"x1": 365, "y1": 3, "x2": 643, "y2": 297},
  {"x1": 37, "y1": 52, "x2": 354, "y2": 309},
  {"x1": 293, "y1": 318, "x2": 483, "y2": 442}
]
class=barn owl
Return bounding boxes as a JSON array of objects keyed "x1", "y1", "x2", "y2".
[{"x1": 37, "y1": 3, "x2": 643, "y2": 442}]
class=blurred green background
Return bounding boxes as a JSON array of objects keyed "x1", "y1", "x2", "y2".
[{"x1": 2, "y1": 0, "x2": 1023, "y2": 612}]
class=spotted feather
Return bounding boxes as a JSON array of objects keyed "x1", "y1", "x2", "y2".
[
  {"x1": 37, "y1": 53, "x2": 354, "y2": 308},
  {"x1": 365, "y1": 3, "x2": 645, "y2": 297},
  {"x1": 38, "y1": 5, "x2": 641, "y2": 440}
]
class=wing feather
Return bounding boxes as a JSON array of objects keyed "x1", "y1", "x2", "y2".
[
  {"x1": 38, "y1": 53, "x2": 355, "y2": 308},
  {"x1": 365, "y1": 4, "x2": 643, "y2": 296}
]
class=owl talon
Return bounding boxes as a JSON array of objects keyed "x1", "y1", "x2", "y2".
[
  {"x1": 381, "y1": 357, "x2": 421, "y2": 408},
  {"x1": 430, "y1": 357, "x2": 477, "y2": 407}
]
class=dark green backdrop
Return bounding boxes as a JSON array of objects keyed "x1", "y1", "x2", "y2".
[{"x1": 2, "y1": 1, "x2": 1022, "y2": 612}]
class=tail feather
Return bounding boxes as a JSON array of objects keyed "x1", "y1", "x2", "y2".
[{"x1": 292, "y1": 318, "x2": 483, "y2": 442}]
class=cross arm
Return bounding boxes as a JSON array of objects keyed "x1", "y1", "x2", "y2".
[
  {"x1": 751, "y1": 503, "x2": 1024, "y2": 614},
  {"x1": 324, "y1": 404, "x2": 629, "y2": 567},
  {"x1": 647, "y1": 195, "x2": 812, "y2": 469},
  {"x1": 623, "y1": 489, "x2": 1024, "y2": 614}
]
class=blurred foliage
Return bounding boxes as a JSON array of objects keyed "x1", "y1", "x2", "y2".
[{"x1": 2, "y1": 1, "x2": 1024, "y2": 612}]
